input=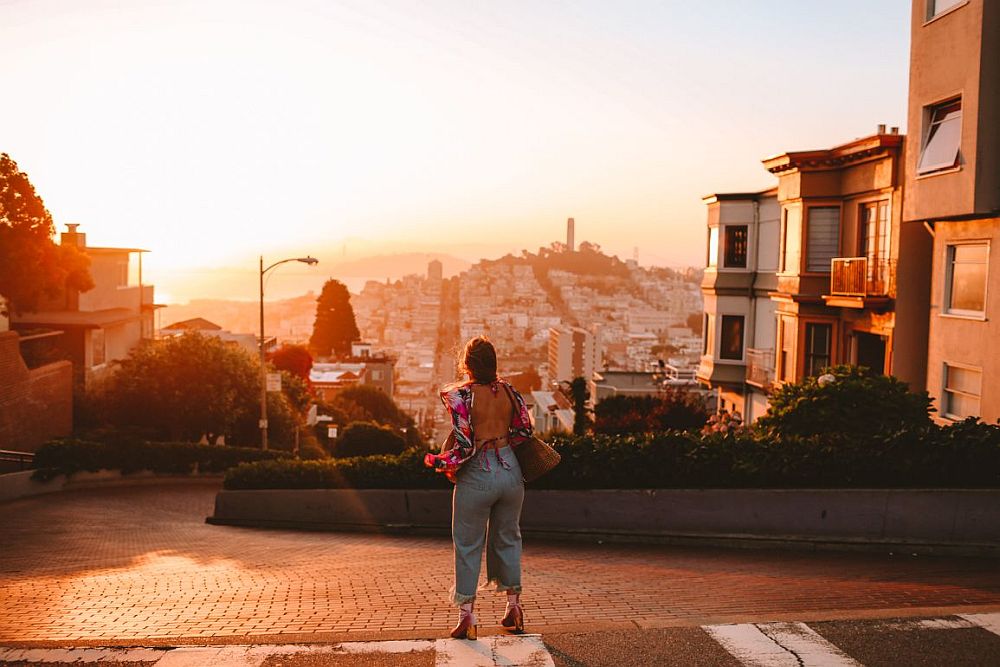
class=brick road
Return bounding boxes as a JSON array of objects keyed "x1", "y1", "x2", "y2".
[{"x1": 1, "y1": 482, "x2": 999, "y2": 644}]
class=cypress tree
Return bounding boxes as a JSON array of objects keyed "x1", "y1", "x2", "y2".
[{"x1": 309, "y1": 279, "x2": 360, "y2": 358}]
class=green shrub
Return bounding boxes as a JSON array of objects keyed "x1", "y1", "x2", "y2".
[
  {"x1": 223, "y1": 420, "x2": 1000, "y2": 490},
  {"x1": 224, "y1": 448, "x2": 449, "y2": 490},
  {"x1": 594, "y1": 390, "x2": 709, "y2": 435},
  {"x1": 756, "y1": 365, "x2": 934, "y2": 438},
  {"x1": 32, "y1": 439, "x2": 290, "y2": 481},
  {"x1": 333, "y1": 421, "x2": 407, "y2": 458}
]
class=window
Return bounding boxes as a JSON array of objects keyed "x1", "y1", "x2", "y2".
[
  {"x1": 371, "y1": 369, "x2": 383, "y2": 380},
  {"x1": 860, "y1": 201, "x2": 891, "y2": 293},
  {"x1": 918, "y1": 98, "x2": 962, "y2": 174},
  {"x1": 804, "y1": 323, "x2": 832, "y2": 377},
  {"x1": 719, "y1": 315, "x2": 744, "y2": 360},
  {"x1": 806, "y1": 207, "x2": 839, "y2": 272},
  {"x1": 779, "y1": 317, "x2": 795, "y2": 382},
  {"x1": 945, "y1": 243, "x2": 988, "y2": 315},
  {"x1": 707, "y1": 227, "x2": 719, "y2": 268},
  {"x1": 92, "y1": 329, "x2": 106, "y2": 367},
  {"x1": 703, "y1": 314, "x2": 714, "y2": 355},
  {"x1": 117, "y1": 261, "x2": 128, "y2": 287},
  {"x1": 723, "y1": 225, "x2": 748, "y2": 268},
  {"x1": 927, "y1": 0, "x2": 964, "y2": 19},
  {"x1": 779, "y1": 209, "x2": 788, "y2": 272},
  {"x1": 943, "y1": 363, "x2": 981, "y2": 420}
]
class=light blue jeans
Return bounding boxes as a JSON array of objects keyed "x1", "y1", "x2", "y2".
[{"x1": 451, "y1": 445, "x2": 524, "y2": 605}]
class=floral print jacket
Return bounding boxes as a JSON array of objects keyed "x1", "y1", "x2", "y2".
[{"x1": 424, "y1": 378, "x2": 533, "y2": 480}]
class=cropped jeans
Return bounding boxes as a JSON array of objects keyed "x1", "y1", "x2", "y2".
[{"x1": 451, "y1": 445, "x2": 524, "y2": 605}]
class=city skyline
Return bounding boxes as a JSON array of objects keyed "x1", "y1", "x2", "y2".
[{"x1": 2, "y1": 0, "x2": 910, "y2": 298}]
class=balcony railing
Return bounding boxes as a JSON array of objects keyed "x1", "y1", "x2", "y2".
[
  {"x1": 745, "y1": 348, "x2": 774, "y2": 388},
  {"x1": 830, "y1": 257, "x2": 895, "y2": 297}
]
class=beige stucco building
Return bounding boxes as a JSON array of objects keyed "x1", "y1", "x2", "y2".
[
  {"x1": 11, "y1": 224, "x2": 160, "y2": 389},
  {"x1": 905, "y1": 0, "x2": 1000, "y2": 423}
]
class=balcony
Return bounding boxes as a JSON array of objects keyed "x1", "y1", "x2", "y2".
[
  {"x1": 823, "y1": 258, "x2": 895, "y2": 309},
  {"x1": 745, "y1": 348, "x2": 775, "y2": 390}
]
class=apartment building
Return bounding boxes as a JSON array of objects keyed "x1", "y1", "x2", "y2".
[
  {"x1": 905, "y1": 0, "x2": 1000, "y2": 422},
  {"x1": 697, "y1": 189, "x2": 780, "y2": 421},
  {"x1": 547, "y1": 325, "x2": 601, "y2": 385},
  {"x1": 763, "y1": 129, "x2": 911, "y2": 390},
  {"x1": 10, "y1": 224, "x2": 160, "y2": 389}
]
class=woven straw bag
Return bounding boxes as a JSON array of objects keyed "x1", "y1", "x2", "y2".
[{"x1": 515, "y1": 435, "x2": 561, "y2": 482}]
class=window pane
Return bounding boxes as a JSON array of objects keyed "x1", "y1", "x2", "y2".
[
  {"x1": 806, "y1": 207, "x2": 839, "y2": 272},
  {"x1": 724, "y1": 226, "x2": 748, "y2": 268},
  {"x1": 947, "y1": 244, "x2": 988, "y2": 313},
  {"x1": 719, "y1": 315, "x2": 744, "y2": 360},
  {"x1": 805, "y1": 323, "x2": 831, "y2": 377},
  {"x1": 945, "y1": 365, "x2": 982, "y2": 395},
  {"x1": 931, "y1": 0, "x2": 964, "y2": 17},
  {"x1": 946, "y1": 391, "x2": 980, "y2": 419},
  {"x1": 954, "y1": 243, "x2": 987, "y2": 264},
  {"x1": 918, "y1": 104, "x2": 962, "y2": 173},
  {"x1": 708, "y1": 228, "x2": 719, "y2": 267}
]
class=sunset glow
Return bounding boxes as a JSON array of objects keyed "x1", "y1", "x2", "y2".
[{"x1": 2, "y1": 0, "x2": 909, "y2": 301}]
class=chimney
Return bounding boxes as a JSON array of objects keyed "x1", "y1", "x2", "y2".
[
  {"x1": 61, "y1": 223, "x2": 86, "y2": 248},
  {"x1": 566, "y1": 217, "x2": 575, "y2": 252},
  {"x1": 877, "y1": 124, "x2": 886, "y2": 135},
  {"x1": 890, "y1": 126, "x2": 900, "y2": 135}
]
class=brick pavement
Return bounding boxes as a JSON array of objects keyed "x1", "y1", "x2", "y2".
[{"x1": 1, "y1": 483, "x2": 999, "y2": 644}]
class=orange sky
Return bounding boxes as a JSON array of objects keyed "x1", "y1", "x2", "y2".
[{"x1": 1, "y1": 0, "x2": 911, "y2": 303}]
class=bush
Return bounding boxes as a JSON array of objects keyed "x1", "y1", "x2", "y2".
[
  {"x1": 223, "y1": 419, "x2": 1000, "y2": 490},
  {"x1": 224, "y1": 449, "x2": 448, "y2": 490},
  {"x1": 333, "y1": 421, "x2": 407, "y2": 458},
  {"x1": 756, "y1": 365, "x2": 933, "y2": 438},
  {"x1": 594, "y1": 390, "x2": 709, "y2": 435},
  {"x1": 32, "y1": 439, "x2": 290, "y2": 481}
]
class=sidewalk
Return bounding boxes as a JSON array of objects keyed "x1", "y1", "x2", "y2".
[{"x1": 1, "y1": 484, "x2": 999, "y2": 646}]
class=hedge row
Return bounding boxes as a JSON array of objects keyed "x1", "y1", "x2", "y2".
[
  {"x1": 224, "y1": 418, "x2": 1000, "y2": 490},
  {"x1": 32, "y1": 439, "x2": 290, "y2": 481}
]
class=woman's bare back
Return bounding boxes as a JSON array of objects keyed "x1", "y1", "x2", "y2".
[{"x1": 470, "y1": 384, "x2": 513, "y2": 442}]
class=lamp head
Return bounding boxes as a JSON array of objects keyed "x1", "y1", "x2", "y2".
[{"x1": 298, "y1": 256, "x2": 319, "y2": 265}]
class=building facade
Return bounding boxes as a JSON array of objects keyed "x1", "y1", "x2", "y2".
[
  {"x1": 905, "y1": 0, "x2": 1000, "y2": 423},
  {"x1": 547, "y1": 325, "x2": 600, "y2": 385},
  {"x1": 697, "y1": 189, "x2": 780, "y2": 421},
  {"x1": 763, "y1": 130, "x2": 909, "y2": 390},
  {"x1": 10, "y1": 224, "x2": 160, "y2": 389}
]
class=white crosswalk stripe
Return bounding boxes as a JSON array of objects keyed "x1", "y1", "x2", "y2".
[{"x1": 705, "y1": 622, "x2": 860, "y2": 667}]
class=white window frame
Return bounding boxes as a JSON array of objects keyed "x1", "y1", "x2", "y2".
[
  {"x1": 943, "y1": 240, "x2": 989, "y2": 319},
  {"x1": 707, "y1": 227, "x2": 719, "y2": 268},
  {"x1": 918, "y1": 98, "x2": 962, "y2": 175},
  {"x1": 941, "y1": 361, "x2": 982, "y2": 421}
]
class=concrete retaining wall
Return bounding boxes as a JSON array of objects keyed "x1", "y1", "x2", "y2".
[{"x1": 208, "y1": 488, "x2": 1000, "y2": 556}]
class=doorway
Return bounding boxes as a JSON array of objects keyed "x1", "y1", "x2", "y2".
[{"x1": 854, "y1": 332, "x2": 886, "y2": 374}]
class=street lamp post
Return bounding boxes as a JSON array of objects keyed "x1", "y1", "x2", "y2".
[{"x1": 260, "y1": 255, "x2": 318, "y2": 449}]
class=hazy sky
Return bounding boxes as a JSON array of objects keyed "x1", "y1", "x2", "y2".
[{"x1": 1, "y1": 0, "x2": 911, "y2": 300}]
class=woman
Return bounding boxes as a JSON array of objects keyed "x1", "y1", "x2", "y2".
[{"x1": 424, "y1": 336, "x2": 533, "y2": 640}]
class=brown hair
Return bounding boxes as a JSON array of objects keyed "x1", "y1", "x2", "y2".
[{"x1": 458, "y1": 336, "x2": 498, "y2": 384}]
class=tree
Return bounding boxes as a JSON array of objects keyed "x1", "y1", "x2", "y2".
[
  {"x1": 685, "y1": 312, "x2": 703, "y2": 335},
  {"x1": 99, "y1": 332, "x2": 299, "y2": 447},
  {"x1": 0, "y1": 153, "x2": 92, "y2": 316},
  {"x1": 755, "y1": 365, "x2": 934, "y2": 439},
  {"x1": 309, "y1": 279, "x2": 360, "y2": 358},
  {"x1": 333, "y1": 421, "x2": 407, "y2": 458},
  {"x1": 568, "y1": 376, "x2": 592, "y2": 435},
  {"x1": 269, "y1": 344, "x2": 313, "y2": 381},
  {"x1": 330, "y1": 384, "x2": 424, "y2": 448}
]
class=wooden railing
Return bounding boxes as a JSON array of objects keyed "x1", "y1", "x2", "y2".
[
  {"x1": 830, "y1": 258, "x2": 895, "y2": 297},
  {"x1": 745, "y1": 348, "x2": 775, "y2": 389}
]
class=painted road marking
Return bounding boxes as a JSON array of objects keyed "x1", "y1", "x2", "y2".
[
  {"x1": 961, "y1": 612, "x2": 1000, "y2": 638},
  {"x1": 0, "y1": 635, "x2": 555, "y2": 666},
  {"x1": 706, "y1": 622, "x2": 860, "y2": 667}
]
